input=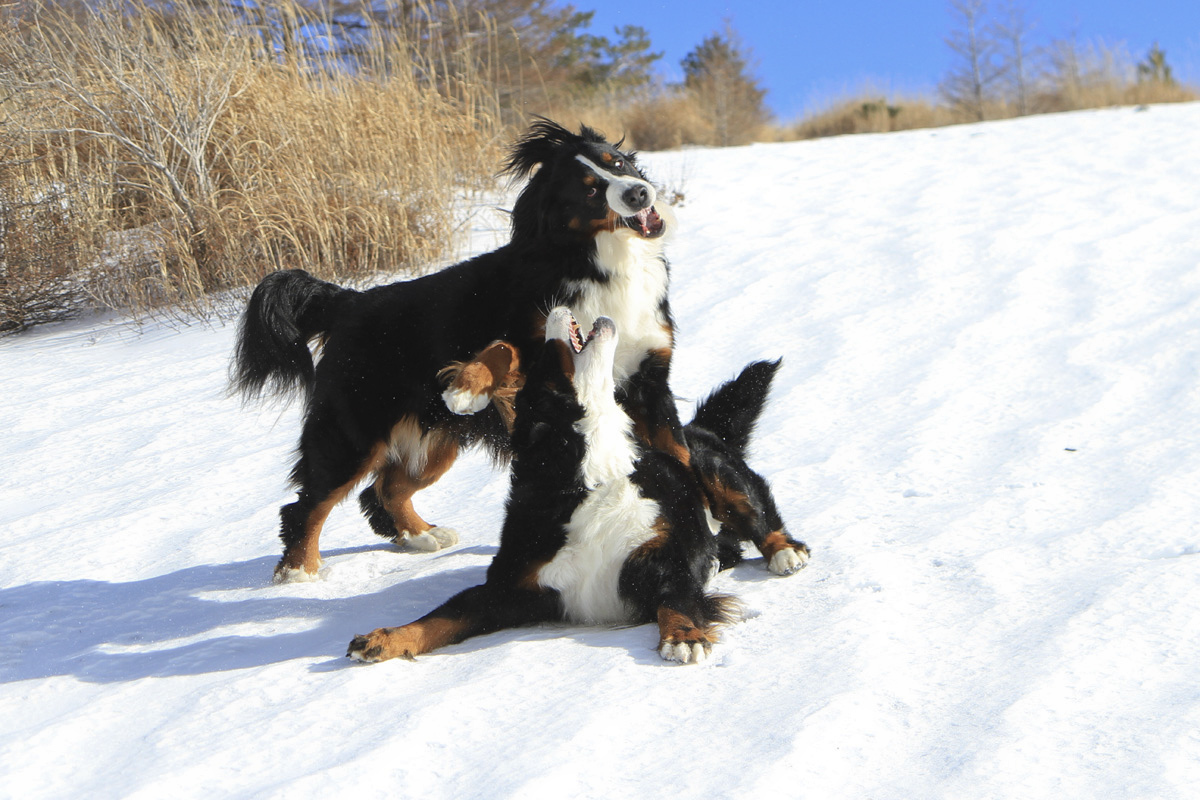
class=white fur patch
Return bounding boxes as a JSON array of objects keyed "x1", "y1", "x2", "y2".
[
  {"x1": 442, "y1": 386, "x2": 490, "y2": 415},
  {"x1": 402, "y1": 527, "x2": 459, "y2": 552},
  {"x1": 573, "y1": 352, "x2": 636, "y2": 489},
  {"x1": 272, "y1": 565, "x2": 321, "y2": 584},
  {"x1": 385, "y1": 420, "x2": 429, "y2": 479},
  {"x1": 539, "y1": 477, "x2": 661, "y2": 624},
  {"x1": 704, "y1": 507, "x2": 723, "y2": 536},
  {"x1": 565, "y1": 234, "x2": 672, "y2": 384},
  {"x1": 537, "y1": 319, "x2": 661, "y2": 623},
  {"x1": 769, "y1": 547, "x2": 809, "y2": 575}
]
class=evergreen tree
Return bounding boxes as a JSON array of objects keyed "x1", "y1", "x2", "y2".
[
  {"x1": 681, "y1": 22, "x2": 769, "y2": 146},
  {"x1": 1137, "y1": 43, "x2": 1176, "y2": 86}
]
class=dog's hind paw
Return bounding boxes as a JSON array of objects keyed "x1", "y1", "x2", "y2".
[
  {"x1": 656, "y1": 607, "x2": 716, "y2": 664},
  {"x1": 442, "y1": 386, "x2": 490, "y2": 415},
  {"x1": 272, "y1": 561, "x2": 322, "y2": 584},
  {"x1": 768, "y1": 546, "x2": 810, "y2": 576},
  {"x1": 403, "y1": 526, "x2": 459, "y2": 552}
]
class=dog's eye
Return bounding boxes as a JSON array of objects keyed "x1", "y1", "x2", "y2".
[
  {"x1": 613, "y1": 160, "x2": 623, "y2": 169},
  {"x1": 586, "y1": 187, "x2": 598, "y2": 198}
]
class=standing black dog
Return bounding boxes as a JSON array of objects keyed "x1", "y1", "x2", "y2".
[
  {"x1": 347, "y1": 310, "x2": 809, "y2": 665},
  {"x1": 231, "y1": 120, "x2": 687, "y2": 582}
]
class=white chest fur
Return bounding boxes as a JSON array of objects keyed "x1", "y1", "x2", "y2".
[
  {"x1": 567, "y1": 231, "x2": 673, "y2": 384},
  {"x1": 536, "y1": 360, "x2": 660, "y2": 624},
  {"x1": 538, "y1": 476, "x2": 661, "y2": 624}
]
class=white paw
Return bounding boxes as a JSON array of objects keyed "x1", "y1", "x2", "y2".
[
  {"x1": 659, "y1": 640, "x2": 711, "y2": 664},
  {"x1": 768, "y1": 547, "x2": 809, "y2": 576},
  {"x1": 442, "y1": 387, "x2": 490, "y2": 415},
  {"x1": 272, "y1": 565, "x2": 321, "y2": 584},
  {"x1": 404, "y1": 526, "x2": 459, "y2": 551}
]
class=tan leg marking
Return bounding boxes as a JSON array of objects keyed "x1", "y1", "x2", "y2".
[
  {"x1": 704, "y1": 474, "x2": 754, "y2": 525},
  {"x1": 374, "y1": 417, "x2": 460, "y2": 540},
  {"x1": 348, "y1": 617, "x2": 471, "y2": 663},
  {"x1": 517, "y1": 561, "x2": 549, "y2": 592},
  {"x1": 277, "y1": 442, "x2": 388, "y2": 578},
  {"x1": 630, "y1": 516, "x2": 672, "y2": 560}
]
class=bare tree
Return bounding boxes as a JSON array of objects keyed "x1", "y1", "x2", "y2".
[
  {"x1": 994, "y1": 0, "x2": 1037, "y2": 115},
  {"x1": 940, "y1": 0, "x2": 1002, "y2": 121}
]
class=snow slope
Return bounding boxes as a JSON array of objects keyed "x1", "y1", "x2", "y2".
[{"x1": 2, "y1": 103, "x2": 1199, "y2": 800}]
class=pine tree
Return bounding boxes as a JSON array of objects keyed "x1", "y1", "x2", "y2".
[
  {"x1": 1137, "y1": 43, "x2": 1176, "y2": 86},
  {"x1": 681, "y1": 22, "x2": 769, "y2": 146}
]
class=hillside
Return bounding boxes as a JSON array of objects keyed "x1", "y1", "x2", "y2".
[{"x1": 2, "y1": 103, "x2": 1199, "y2": 799}]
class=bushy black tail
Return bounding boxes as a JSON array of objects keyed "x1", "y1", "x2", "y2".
[
  {"x1": 230, "y1": 269, "x2": 351, "y2": 401},
  {"x1": 688, "y1": 359, "x2": 781, "y2": 455}
]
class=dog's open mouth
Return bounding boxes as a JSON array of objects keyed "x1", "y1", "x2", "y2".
[
  {"x1": 567, "y1": 314, "x2": 603, "y2": 353},
  {"x1": 624, "y1": 206, "x2": 665, "y2": 238},
  {"x1": 547, "y1": 306, "x2": 615, "y2": 355}
]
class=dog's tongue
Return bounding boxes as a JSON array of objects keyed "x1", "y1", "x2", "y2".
[{"x1": 635, "y1": 207, "x2": 662, "y2": 235}]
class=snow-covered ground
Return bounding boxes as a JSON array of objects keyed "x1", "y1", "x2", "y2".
[{"x1": 2, "y1": 103, "x2": 1199, "y2": 799}]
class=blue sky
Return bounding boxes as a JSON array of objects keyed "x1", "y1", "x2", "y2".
[{"x1": 582, "y1": 1, "x2": 1200, "y2": 120}]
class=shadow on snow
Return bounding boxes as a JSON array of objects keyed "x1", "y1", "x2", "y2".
[{"x1": 0, "y1": 542, "x2": 771, "y2": 682}]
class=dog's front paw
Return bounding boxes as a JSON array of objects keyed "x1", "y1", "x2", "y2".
[
  {"x1": 347, "y1": 627, "x2": 420, "y2": 663},
  {"x1": 402, "y1": 526, "x2": 459, "y2": 552},
  {"x1": 442, "y1": 386, "x2": 491, "y2": 415},
  {"x1": 768, "y1": 546, "x2": 810, "y2": 575}
]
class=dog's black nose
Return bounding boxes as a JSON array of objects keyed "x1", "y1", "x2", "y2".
[{"x1": 622, "y1": 184, "x2": 650, "y2": 210}]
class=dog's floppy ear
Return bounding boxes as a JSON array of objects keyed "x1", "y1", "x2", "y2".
[{"x1": 504, "y1": 117, "x2": 580, "y2": 180}]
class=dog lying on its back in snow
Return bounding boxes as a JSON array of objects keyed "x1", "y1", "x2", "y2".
[{"x1": 348, "y1": 309, "x2": 809, "y2": 664}]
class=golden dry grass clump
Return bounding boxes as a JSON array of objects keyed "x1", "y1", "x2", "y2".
[{"x1": 0, "y1": 1, "x2": 502, "y2": 330}]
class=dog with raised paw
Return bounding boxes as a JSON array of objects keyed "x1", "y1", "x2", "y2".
[{"x1": 230, "y1": 119, "x2": 685, "y2": 582}]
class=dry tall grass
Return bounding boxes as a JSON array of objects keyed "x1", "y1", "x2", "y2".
[
  {"x1": 787, "y1": 94, "x2": 957, "y2": 140},
  {"x1": 0, "y1": 1, "x2": 503, "y2": 331},
  {"x1": 782, "y1": 40, "x2": 1197, "y2": 142}
]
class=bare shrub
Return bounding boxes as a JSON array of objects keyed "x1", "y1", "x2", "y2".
[
  {"x1": 790, "y1": 94, "x2": 955, "y2": 140},
  {"x1": 624, "y1": 93, "x2": 712, "y2": 151},
  {"x1": 0, "y1": 182, "x2": 89, "y2": 333}
]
